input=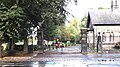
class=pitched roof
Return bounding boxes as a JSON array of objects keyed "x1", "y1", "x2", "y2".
[{"x1": 88, "y1": 10, "x2": 120, "y2": 25}]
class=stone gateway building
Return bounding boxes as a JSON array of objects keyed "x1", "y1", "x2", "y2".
[{"x1": 86, "y1": 10, "x2": 120, "y2": 51}]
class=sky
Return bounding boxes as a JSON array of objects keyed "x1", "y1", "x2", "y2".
[{"x1": 66, "y1": 0, "x2": 120, "y2": 20}]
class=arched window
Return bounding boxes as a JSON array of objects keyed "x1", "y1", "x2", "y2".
[{"x1": 102, "y1": 32, "x2": 106, "y2": 42}]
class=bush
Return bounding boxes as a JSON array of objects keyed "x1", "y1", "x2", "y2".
[
  {"x1": 14, "y1": 45, "x2": 23, "y2": 51},
  {"x1": 14, "y1": 45, "x2": 39, "y2": 51},
  {"x1": 28, "y1": 45, "x2": 39, "y2": 51},
  {"x1": 8, "y1": 50, "x2": 16, "y2": 56},
  {"x1": 2, "y1": 51, "x2": 9, "y2": 57},
  {"x1": 114, "y1": 42, "x2": 120, "y2": 49}
]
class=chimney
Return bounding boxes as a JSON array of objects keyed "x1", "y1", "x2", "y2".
[
  {"x1": 111, "y1": 0, "x2": 113, "y2": 11},
  {"x1": 111, "y1": 0, "x2": 119, "y2": 11},
  {"x1": 115, "y1": 0, "x2": 118, "y2": 9}
]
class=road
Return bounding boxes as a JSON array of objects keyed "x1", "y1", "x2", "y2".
[{"x1": 1, "y1": 45, "x2": 120, "y2": 67}]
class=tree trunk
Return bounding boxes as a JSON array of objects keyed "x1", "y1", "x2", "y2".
[
  {"x1": 8, "y1": 38, "x2": 12, "y2": 50},
  {"x1": 0, "y1": 39, "x2": 2, "y2": 58},
  {"x1": 8, "y1": 38, "x2": 15, "y2": 50},
  {"x1": 11, "y1": 38, "x2": 15, "y2": 50},
  {"x1": 8, "y1": 38, "x2": 16, "y2": 56},
  {"x1": 23, "y1": 36, "x2": 28, "y2": 53}
]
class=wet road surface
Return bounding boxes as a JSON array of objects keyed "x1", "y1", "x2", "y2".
[
  {"x1": 1, "y1": 54, "x2": 120, "y2": 67},
  {"x1": 1, "y1": 46, "x2": 120, "y2": 67}
]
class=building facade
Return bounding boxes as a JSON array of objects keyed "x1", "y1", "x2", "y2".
[{"x1": 87, "y1": 10, "x2": 120, "y2": 45}]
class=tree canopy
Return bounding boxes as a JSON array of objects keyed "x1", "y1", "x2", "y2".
[
  {"x1": 0, "y1": 0, "x2": 78, "y2": 41},
  {"x1": 54, "y1": 17, "x2": 80, "y2": 42},
  {"x1": 0, "y1": 0, "x2": 78, "y2": 55}
]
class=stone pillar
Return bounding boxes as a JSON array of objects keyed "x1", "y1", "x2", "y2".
[
  {"x1": 37, "y1": 28, "x2": 44, "y2": 53},
  {"x1": 93, "y1": 29, "x2": 95, "y2": 49},
  {"x1": 80, "y1": 28, "x2": 88, "y2": 53}
]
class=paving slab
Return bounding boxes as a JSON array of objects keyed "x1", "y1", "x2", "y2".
[{"x1": 1, "y1": 45, "x2": 120, "y2": 67}]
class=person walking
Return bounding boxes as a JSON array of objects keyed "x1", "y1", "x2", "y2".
[{"x1": 97, "y1": 32, "x2": 103, "y2": 53}]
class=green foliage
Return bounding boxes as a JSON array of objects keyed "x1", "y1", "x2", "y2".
[
  {"x1": 0, "y1": 31, "x2": 3, "y2": 38},
  {"x1": 80, "y1": 16, "x2": 88, "y2": 28},
  {"x1": 66, "y1": 18, "x2": 80, "y2": 41},
  {"x1": 0, "y1": 0, "x2": 78, "y2": 53},
  {"x1": 14, "y1": 45, "x2": 39, "y2": 51},
  {"x1": 0, "y1": 0, "x2": 77, "y2": 41},
  {"x1": 54, "y1": 17, "x2": 80, "y2": 41},
  {"x1": 54, "y1": 25, "x2": 66, "y2": 39},
  {"x1": 0, "y1": 3, "x2": 25, "y2": 41},
  {"x1": 98, "y1": 7, "x2": 110, "y2": 10}
]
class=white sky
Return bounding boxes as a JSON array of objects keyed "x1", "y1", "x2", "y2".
[{"x1": 66, "y1": 0, "x2": 120, "y2": 20}]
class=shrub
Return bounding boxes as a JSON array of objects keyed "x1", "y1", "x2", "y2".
[
  {"x1": 14, "y1": 45, "x2": 39, "y2": 51},
  {"x1": 114, "y1": 42, "x2": 120, "y2": 49}
]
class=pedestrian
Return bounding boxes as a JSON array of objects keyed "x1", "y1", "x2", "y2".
[
  {"x1": 55, "y1": 38, "x2": 60, "y2": 49},
  {"x1": 97, "y1": 32, "x2": 103, "y2": 53},
  {"x1": 109, "y1": 32, "x2": 112, "y2": 42},
  {"x1": 42, "y1": 40, "x2": 47, "y2": 53}
]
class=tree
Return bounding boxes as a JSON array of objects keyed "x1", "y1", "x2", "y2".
[
  {"x1": 0, "y1": 3, "x2": 25, "y2": 54},
  {"x1": 0, "y1": 27, "x2": 4, "y2": 57},
  {"x1": 0, "y1": 0, "x2": 78, "y2": 54},
  {"x1": 17, "y1": 0, "x2": 77, "y2": 40},
  {"x1": 54, "y1": 17, "x2": 80, "y2": 43},
  {"x1": 66, "y1": 17, "x2": 80, "y2": 42},
  {"x1": 17, "y1": 0, "x2": 77, "y2": 51}
]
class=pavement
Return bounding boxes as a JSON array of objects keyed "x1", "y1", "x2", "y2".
[
  {"x1": 0, "y1": 45, "x2": 81, "y2": 62},
  {"x1": 1, "y1": 45, "x2": 120, "y2": 62},
  {"x1": 1, "y1": 45, "x2": 120, "y2": 67},
  {"x1": 45, "y1": 45, "x2": 81, "y2": 54}
]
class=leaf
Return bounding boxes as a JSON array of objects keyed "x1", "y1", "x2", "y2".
[{"x1": 0, "y1": 31, "x2": 4, "y2": 38}]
